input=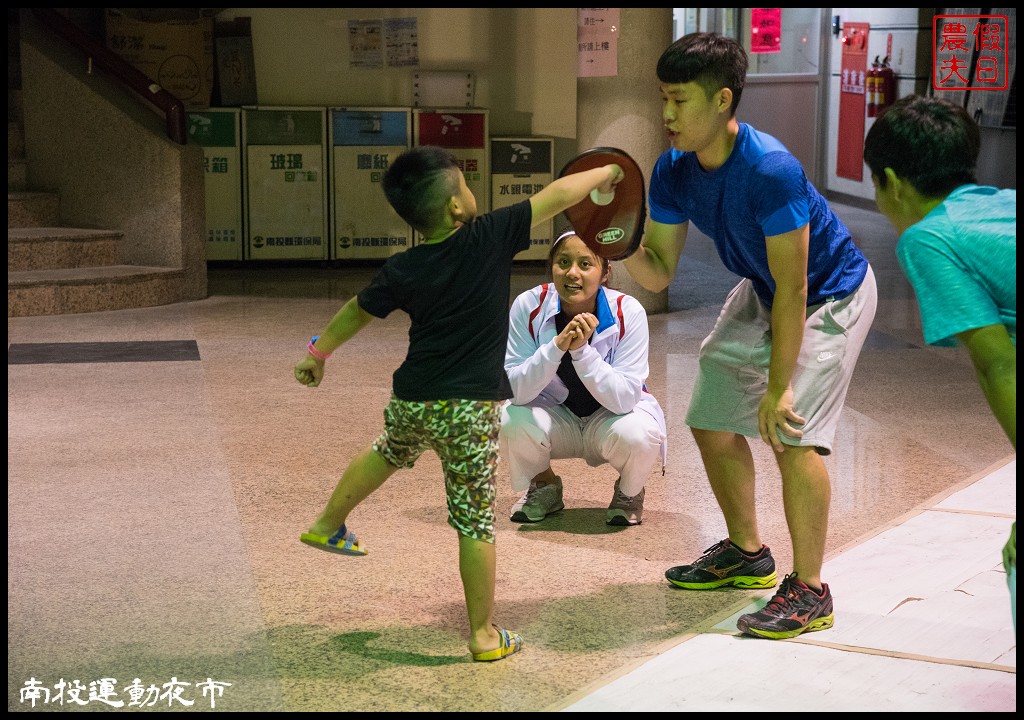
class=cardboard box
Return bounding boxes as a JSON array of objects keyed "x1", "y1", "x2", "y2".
[{"x1": 105, "y1": 9, "x2": 215, "y2": 109}]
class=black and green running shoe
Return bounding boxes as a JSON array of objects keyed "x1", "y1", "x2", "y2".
[
  {"x1": 737, "y1": 573, "x2": 835, "y2": 639},
  {"x1": 665, "y1": 538, "x2": 778, "y2": 589}
]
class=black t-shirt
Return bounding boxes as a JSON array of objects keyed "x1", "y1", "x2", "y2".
[
  {"x1": 554, "y1": 313, "x2": 602, "y2": 418},
  {"x1": 357, "y1": 200, "x2": 533, "y2": 401}
]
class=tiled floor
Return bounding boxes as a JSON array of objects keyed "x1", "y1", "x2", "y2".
[
  {"x1": 8, "y1": 201, "x2": 1016, "y2": 711},
  {"x1": 559, "y1": 459, "x2": 1016, "y2": 712}
]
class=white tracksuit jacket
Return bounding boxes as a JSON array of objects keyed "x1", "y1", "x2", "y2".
[{"x1": 501, "y1": 283, "x2": 667, "y2": 494}]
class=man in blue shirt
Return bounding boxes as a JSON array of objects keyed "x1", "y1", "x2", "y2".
[{"x1": 625, "y1": 32, "x2": 878, "y2": 639}]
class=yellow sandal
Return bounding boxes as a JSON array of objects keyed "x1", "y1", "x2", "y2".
[
  {"x1": 472, "y1": 625, "x2": 523, "y2": 662},
  {"x1": 300, "y1": 524, "x2": 368, "y2": 556}
]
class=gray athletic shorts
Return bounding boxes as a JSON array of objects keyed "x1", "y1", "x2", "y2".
[{"x1": 685, "y1": 265, "x2": 877, "y2": 455}]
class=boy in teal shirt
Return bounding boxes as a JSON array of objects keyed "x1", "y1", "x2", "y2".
[{"x1": 865, "y1": 93, "x2": 1016, "y2": 634}]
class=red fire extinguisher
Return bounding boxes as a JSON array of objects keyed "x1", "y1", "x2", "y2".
[
  {"x1": 876, "y1": 56, "x2": 896, "y2": 114},
  {"x1": 866, "y1": 56, "x2": 880, "y2": 118}
]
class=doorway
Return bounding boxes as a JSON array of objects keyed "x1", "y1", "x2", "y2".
[{"x1": 670, "y1": 8, "x2": 828, "y2": 185}]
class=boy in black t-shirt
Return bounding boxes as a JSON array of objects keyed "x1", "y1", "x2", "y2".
[{"x1": 295, "y1": 145, "x2": 622, "y2": 662}]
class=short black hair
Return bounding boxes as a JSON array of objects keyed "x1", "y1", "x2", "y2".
[
  {"x1": 864, "y1": 94, "x2": 979, "y2": 197},
  {"x1": 657, "y1": 32, "x2": 747, "y2": 114},
  {"x1": 382, "y1": 145, "x2": 462, "y2": 234}
]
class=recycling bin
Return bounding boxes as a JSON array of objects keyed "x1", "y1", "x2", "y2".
[
  {"x1": 491, "y1": 136, "x2": 554, "y2": 261},
  {"x1": 187, "y1": 108, "x2": 243, "y2": 261},
  {"x1": 242, "y1": 106, "x2": 328, "y2": 260},
  {"x1": 329, "y1": 107, "x2": 413, "y2": 260},
  {"x1": 412, "y1": 108, "x2": 489, "y2": 245}
]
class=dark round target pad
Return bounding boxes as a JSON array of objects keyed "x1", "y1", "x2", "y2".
[{"x1": 558, "y1": 147, "x2": 646, "y2": 260}]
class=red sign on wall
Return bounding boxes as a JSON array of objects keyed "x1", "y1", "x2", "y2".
[
  {"x1": 836, "y1": 21, "x2": 869, "y2": 182},
  {"x1": 751, "y1": 8, "x2": 782, "y2": 54},
  {"x1": 933, "y1": 14, "x2": 1010, "y2": 91}
]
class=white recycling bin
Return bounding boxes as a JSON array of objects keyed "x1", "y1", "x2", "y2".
[
  {"x1": 329, "y1": 107, "x2": 413, "y2": 260},
  {"x1": 491, "y1": 137, "x2": 555, "y2": 261},
  {"x1": 187, "y1": 108, "x2": 243, "y2": 261},
  {"x1": 412, "y1": 108, "x2": 489, "y2": 245},
  {"x1": 242, "y1": 106, "x2": 329, "y2": 260}
]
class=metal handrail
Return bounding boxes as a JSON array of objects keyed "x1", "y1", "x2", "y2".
[{"x1": 30, "y1": 8, "x2": 187, "y2": 145}]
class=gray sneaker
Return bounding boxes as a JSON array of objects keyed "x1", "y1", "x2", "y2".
[
  {"x1": 606, "y1": 477, "x2": 644, "y2": 526},
  {"x1": 510, "y1": 477, "x2": 564, "y2": 523}
]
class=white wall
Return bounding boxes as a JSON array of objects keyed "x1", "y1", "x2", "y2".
[
  {"x1": 825, "y1": 8, "x2": 934, "y2": 200},
  {"x1": 216, "y1": 8, "x2": 1014, "y2": 198},
  {"x1": 214, "y1": 8, "x2": 577, "y2": 140}
]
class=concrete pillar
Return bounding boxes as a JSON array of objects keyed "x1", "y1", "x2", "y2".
[{"x1": 577, "y1": 8, "x2": 673, "y2": 314}]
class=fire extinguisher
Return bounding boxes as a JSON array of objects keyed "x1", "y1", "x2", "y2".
[
  {"x1": 876, "y1": 56, "x2": 896, "y2": 114},
  {"x1": 866, "y1": 56, "x2": 880, "y2": 118}
]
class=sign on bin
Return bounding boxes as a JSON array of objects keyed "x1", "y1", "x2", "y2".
[
  {"x1": 492, "y1": 137, "x2": 553, "y2": 260},
  {"x1": 413, "y1": 109, "x2": 489, "y2": 243},
  {"x1": 188, "y1": 109, "x2": 243, "y2": 261}
]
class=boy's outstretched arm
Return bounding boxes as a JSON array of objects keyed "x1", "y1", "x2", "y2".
[
  {"x1": 295, "y1": 296, "x2": 375, "y2": 388},
  {"x1": 529, "y1": 163, "x2": 622, "y2": 227}
]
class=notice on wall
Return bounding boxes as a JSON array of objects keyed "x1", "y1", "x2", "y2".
[
  {"x1": 577, "y1": 8, "x2": 619, "y2": 78},
  {"x1": 348, "y1": 19, "x2": 383, "y2": 68},
  {"x1": 750, "y1": 8, "x2": 782, "y2": 54},
  {"x1": 385, "y1": 17, "x2": 419, "y2": 67},
  {"x1": 348, "y1": 17, "x2": 418, "y2": 69}
]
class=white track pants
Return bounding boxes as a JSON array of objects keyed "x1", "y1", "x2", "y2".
[{"x1": 499, "y1": 402, "x2": 663, "y2": 496}]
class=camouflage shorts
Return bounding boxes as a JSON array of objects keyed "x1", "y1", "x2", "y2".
[{"x1": 373, "y1": 396, "x2": 503, "y2": 543}]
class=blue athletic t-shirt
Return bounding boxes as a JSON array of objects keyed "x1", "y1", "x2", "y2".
[{"x1": 648, "y1": 123, "x2": 868, "y2": 307}]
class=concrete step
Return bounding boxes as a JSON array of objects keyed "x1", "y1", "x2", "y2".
[
  {"x1": 8, "y1": 265, "x2": 187, "y2": 317},
  {"x1": 8, "y1": 191, "x2": 59, "y2": 228},
  {"x1": 9, "y1": 227, "x2": 123, "y2": 271}
]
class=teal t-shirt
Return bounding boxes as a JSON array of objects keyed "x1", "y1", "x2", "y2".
[
  {"x1": 896, "y1": 184, "x2": 1016, "y2": 347},
  {"x1": 897, "y1": 183, "x2": 1015, "y2": 346}
]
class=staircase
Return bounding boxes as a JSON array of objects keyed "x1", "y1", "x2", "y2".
[{"x1": 8, "y1": 9, "x2": 189, "y2": 318}]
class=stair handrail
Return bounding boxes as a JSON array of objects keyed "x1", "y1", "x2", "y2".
[{"x1": 30, "y1": 8, "x2": 188, "y2": 145}]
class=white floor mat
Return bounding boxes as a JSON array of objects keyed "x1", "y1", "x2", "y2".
[{"x1": 558, "y1": 458, "x2": 1017, "y2": 712}]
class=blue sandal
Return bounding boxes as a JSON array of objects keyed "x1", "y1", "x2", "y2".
[
  {"x1": 300, "y1": 524, "x2": 368, "y2": 556},
  {"x1": 472, "y1": 625, "x2": 523, "y2": 662}
]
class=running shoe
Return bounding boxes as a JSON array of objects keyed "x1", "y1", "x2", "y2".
[
  {"x1": 737, "y1": 573, "x2": 835, "y2": 639},
  {"x1": 665, "y1": 539, "x2": 777, "y2": 589},
  {"x1": 510, "y1": 477, "x2": 564, "y2": 523},
  {"x1": 606, "y1": 477, "x2": 645, "y2": 526}
]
